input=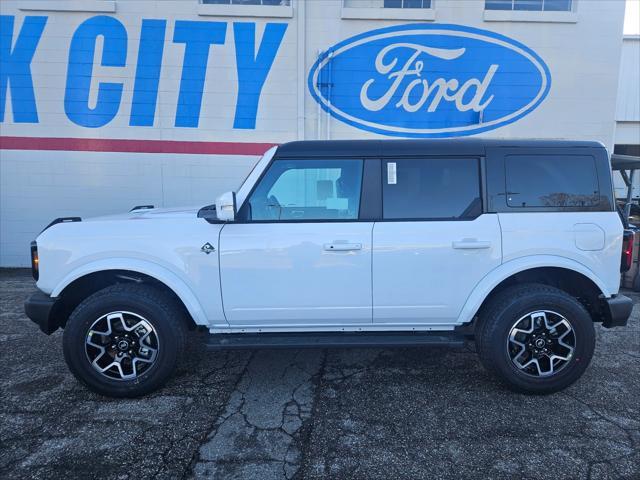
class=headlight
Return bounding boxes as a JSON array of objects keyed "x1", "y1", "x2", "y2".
[{"x1": 30, "y1": 241, "x2": 39, "y2": 281}]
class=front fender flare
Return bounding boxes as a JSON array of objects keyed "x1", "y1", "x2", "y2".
[
  {"x1": 50, "y1": 258, "x2": 208, "y2": 326},
  {"x1": 456, "y1": 255, "x2": 610, "y2": 326}
]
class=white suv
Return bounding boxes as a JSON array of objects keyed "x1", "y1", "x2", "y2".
[{"x1": 25, "y1": 140, "x2": 633, "y2": 397}]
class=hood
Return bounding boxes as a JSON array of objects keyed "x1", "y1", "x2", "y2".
[{"x1": 83, "y1": 205, "x2": 203, "y2": 222}]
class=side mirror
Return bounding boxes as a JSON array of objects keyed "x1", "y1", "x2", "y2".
[{"x1": 216, "y1": 191, "x2": 237, "y2": 222}]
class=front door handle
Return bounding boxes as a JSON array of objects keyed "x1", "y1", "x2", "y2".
[
  {"x1": 324, "y1": 243, "x2": 362, "y2": 252},
  {"x1": 452, "y1": 240, "x2": 492, "y2": 250}
]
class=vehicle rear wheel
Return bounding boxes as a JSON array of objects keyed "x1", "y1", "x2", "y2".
[
  {"x1": 63, "y1": 284, "x2": 186, "y2": 397},
  {"x1": 476, "y1": 284, "x2": 595, "y2": 394}
]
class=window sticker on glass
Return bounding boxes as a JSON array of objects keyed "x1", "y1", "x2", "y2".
[{"x1": 387, "y1": 162, "x2": 397, "y2": 185}]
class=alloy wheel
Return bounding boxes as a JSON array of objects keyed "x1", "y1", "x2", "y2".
[
  {"x1": 507, "y1": 310, "x2": 576, "y2": 377},
  {"x1": 85, "y1": 311, "x2": 159, "y2": 380}
]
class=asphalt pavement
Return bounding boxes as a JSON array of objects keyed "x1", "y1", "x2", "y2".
[{"x1": 1, "y1": 268, "x2": 638, "y2": 479}]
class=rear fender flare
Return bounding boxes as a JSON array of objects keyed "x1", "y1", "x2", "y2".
[{"x1": 457, "y1": 255, "x2": 610, "y2": 325}]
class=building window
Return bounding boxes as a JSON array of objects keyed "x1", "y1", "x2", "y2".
[
  {"x1": 18, "y1": 1, "x2": 116, "y2": 13},
  {"x1": 202, "y1": 0, "x2": 290, "y2": 5},
  {"x1": 485, "y1": 0, "x2": 572, "y2": 11},
  {"x1": 344, "y1": 0, "x2": 432, "y2": 8},
  {"x1": 383, "y1": 0, "x2": 431, "y2": 7},
  {"x1": 198, "y1": 0, "x2": 293, "y2": 17}
]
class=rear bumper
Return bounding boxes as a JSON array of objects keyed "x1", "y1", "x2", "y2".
[
  {"x1": 602, "y1": 294, "x2": 634, "y2": 328},
  {"x1": 24, "y1": 292, "x2": 60, "y2": 335}
]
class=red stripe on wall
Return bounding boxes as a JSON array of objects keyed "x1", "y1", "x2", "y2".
[{"x1": 0, "y1": 136, "x2": 276, "y2": 156}]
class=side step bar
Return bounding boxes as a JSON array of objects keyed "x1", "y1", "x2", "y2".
[{"x1": 204, "y1": 331, "x2": 467, "y2": 350}]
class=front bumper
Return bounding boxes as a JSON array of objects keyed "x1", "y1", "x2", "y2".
[
  {"x1": 24, "y1": 292, "x2": 61, "y2": 335},
  {"x1": 602, "y1": 294, "x2": 634, "y2": 328}
]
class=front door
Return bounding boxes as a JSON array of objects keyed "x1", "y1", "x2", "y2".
[
  {"x1": 373, "y1": 157, "x2": 502, "y2": 326},
  {"x1": 219, "y1": 158, "x2": 373, "y2": 327}
]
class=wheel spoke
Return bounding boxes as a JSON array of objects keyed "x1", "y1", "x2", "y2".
[
  {"x1": 106, "y1": 312, "x2": 125, "y2": 334},
  {"x1": 94, "y1": 358, "x2": 117, "y2": 373},
  {"x1": 86, "y1": 330, "x2": 108, "y2": 349},
  {"x1": 557, "y1": 328, "x2": 575, "y2": 351},
  {"x1": 520, "y1": 357, "x2": 544, "y2": 376}
]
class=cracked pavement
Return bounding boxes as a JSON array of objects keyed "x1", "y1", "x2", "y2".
[{"x1": 1, "y1": 268, "x2": 639, "y2": 479}]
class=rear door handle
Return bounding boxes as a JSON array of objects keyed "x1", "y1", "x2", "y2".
[
  {"x1": 452, "y1": 240, "x2": 492, "y2": 250},
  {"x1": 324, "y1": 243, "x2": 362, "y2": 251}
]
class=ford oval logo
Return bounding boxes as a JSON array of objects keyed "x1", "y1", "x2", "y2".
[{"x1": 308, "y1": 24, "x2": 551, "y2": 138}]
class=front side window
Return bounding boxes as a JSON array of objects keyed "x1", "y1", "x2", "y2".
[
  {"x1": 344, "y1": 0, "x2": 432, "y2": 9},
  {"x1": 382, "y1": 158, "x2": 482, "y2": 220},
  {"x1": 505, "y1": 155, "x2": 599, "y2": 208},
  {"x1": 485, "y1": 0, "x2": 572, "y2": 11},
  {"x1": 246, "y1": 159, "x2": 363, "y2": 221}
]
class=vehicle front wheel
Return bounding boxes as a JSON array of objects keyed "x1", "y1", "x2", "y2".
[
  {"x1": 63, "y1": 284, "x2": 186, "y2": 397},
  {"x1": 476, "y1": 284, "x2": 595, "y2": 394}
]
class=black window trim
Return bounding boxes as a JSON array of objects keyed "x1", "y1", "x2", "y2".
[{"x1": 202, "y1": 142, "x2": 614, "y2": 225}]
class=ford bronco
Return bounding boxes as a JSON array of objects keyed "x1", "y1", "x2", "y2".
[{"x1": 24, "y1": 139, "x2": 633, "y2": 397}]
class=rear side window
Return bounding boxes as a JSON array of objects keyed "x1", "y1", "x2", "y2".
[
  {"x1": 382, "y1": 158, "x2": 482, "y2": 220},
  {"x1": 505, "y1": 155, "x2": 599, "y2": 208}
]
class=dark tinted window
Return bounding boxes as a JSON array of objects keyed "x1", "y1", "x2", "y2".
[
  {"x1": 382, "y1": 158, "x2": 481, "y2": 220},
  {"x1": 505, "y1": 155, "x2": 599, "y2": 208}
]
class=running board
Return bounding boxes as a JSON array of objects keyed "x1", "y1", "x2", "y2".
[{"x1": 204, "y1": 331, "x2": 466, "y2": 350}]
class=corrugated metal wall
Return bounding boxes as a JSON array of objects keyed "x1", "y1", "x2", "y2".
[{"x1": 616, "y1": 36, "x2": 640, "y2": 122}]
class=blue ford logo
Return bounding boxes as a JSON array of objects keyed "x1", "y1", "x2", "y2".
[{"x1": 308, "y1": 24, "x2": 551, "y2": 138}]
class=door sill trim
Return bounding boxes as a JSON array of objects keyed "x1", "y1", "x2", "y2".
[{"x1": 208, "y1": 323, "x2": 461, "y2": 334}]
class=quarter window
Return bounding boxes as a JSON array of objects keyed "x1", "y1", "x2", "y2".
[
  {"x1": 485, "y1": 0, "x2": 572, "y2": 11},
  {"x1": 505, "y1": 155, "x2": 599, "y2": 208},
  {"x1": 382, "y1": 158, "x2": 482, "y2": 220},
  {"x1": 247, "y1": 159, "x2": 363, "y2": 221}
]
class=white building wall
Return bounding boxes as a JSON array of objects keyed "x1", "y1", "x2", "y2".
[{"x1": 0, "y1": 0, "x2": 628, "y2": 266}]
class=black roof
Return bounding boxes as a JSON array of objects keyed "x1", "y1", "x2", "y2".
[{"x1": 275, "y1": 139, "x2": 605, "y2": 158}]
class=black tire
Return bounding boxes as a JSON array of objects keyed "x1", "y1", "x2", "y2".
[
  {"x1": 476, "y1": 284, "x2": 595, "y2": 394},
  {"x1": 63, "y1": 284, "x2": 186, "y2": 398}
]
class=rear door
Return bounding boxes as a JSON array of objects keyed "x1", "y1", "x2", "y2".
[{"x1": 372, "y1": 157, "x2": 502, "y2": 326}]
